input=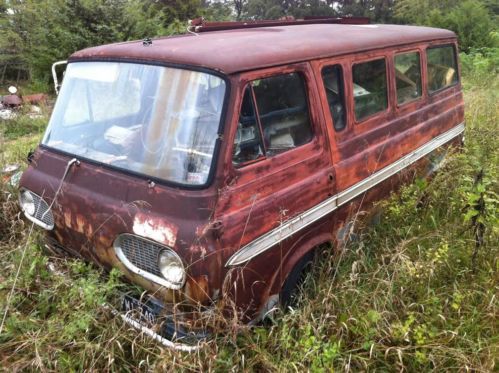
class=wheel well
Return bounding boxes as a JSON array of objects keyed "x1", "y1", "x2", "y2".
[
  {"x1": 280, "y1": 249, "x2": 316, "y2": 308},
  {"x1": 267, "y1": 232, "x2": 332, "y2": 302}
]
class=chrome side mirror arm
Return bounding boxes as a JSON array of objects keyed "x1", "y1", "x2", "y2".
[{"x1": 52, "y1": 60, "x2": 67, "y2": 95}]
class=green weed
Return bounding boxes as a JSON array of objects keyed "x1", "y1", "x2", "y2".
[{"x1": 1, "y1": 110, "x2": 49, "y2": 141}]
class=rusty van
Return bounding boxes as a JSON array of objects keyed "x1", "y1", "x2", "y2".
[{"x1": 18, "y1": 18, "x2": 464, "y2": 346}]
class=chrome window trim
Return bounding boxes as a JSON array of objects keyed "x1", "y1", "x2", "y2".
[
  {"x1": 113, "y1": 233, "x2": 185, "y2": 290},
  {"x1": 18, "y1": 189, "x2": 54, "y2": 230},
  {"x1": 226, "y1": 122, "x2": 465, "y2": 266}
]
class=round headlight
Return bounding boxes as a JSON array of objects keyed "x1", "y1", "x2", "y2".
[
  {"x1": 20, "y1": 190, "x2": 36, "y2": 216},
  {"x1": 158, "y1": 249, "x2": 185, "y2": 288}
]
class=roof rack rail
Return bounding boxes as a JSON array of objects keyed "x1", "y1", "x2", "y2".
[{"x1": 188, "y1": 16, "x2": 370, "y2": 33}]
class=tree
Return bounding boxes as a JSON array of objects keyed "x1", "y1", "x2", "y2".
[
  {"x1": 203, "y1": 1, "x2": 233, "y2": 21},
  {"x1": 2, "y1": 0, "x2": 495, "y2": 85},
  {"x1": 244, "y1": 0, "x2": 284, "y2": 19},
  {"x1": 233, "y1": 0, "x2": 248, "y2": 19},
  {"x1": 394, "y1": 0, "x2": 459, "y2": 24},
  {"x1": 1, "y1": 0, "x2": 176, "y2": 83},
  {"x1": 242, "y1": 0, "x2": 336, "y2": 20},
  {"x1": 394, "y1": 0, "x2": 495, "y2": 52},
  {"x1": 240, "y1": 0, "x2": 393, "y2": 22},
  {"x1": 286, "y1": 0, "x2": 336, "y2": 18},
  {"x1": 150, "y1": 0, "x2": 203, "y2": 28},
  {"x1": 482, "y1": 0, "x2": 499, "y2": 22},
  {"x1": 444, "y1": 0, "x2": 494, "y2": 52},
  {"x1": 121, "y1": 0, "x2": 167, "y2": 39},
  {"x1": 336, "y1": 0, "x2": 395, "y2": 22}
]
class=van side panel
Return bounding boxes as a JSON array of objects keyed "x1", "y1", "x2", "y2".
[
  {"x1": 222, "y1": 39, "x2": 464, "y2": 318},
  {"x1": 333, "y1": 88, "x2": 463, "y2": 190},
  {"x1": 215, "y1": 63, "x2": 336, "y2": 315}
]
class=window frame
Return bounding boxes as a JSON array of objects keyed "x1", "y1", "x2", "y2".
[
  {"x1": 320, "y1": 64, "x2": 347, "y2": 132},
  {"x1": 232, "y1": 84, "x2": 267, "y2": 168},
  {"x1": 426, "y1": 43, "x2": 460, "y2": 96},
  {"x1": 394, "y1": 49, "x2": 424, "y2": 108},
  {"x1": 351, "y1": 56, "x2": 391, "y2": 124},
  {"x1": 230, "y1": 69, "x2": 316, "y2": 168},
  {"x1": 42, "y1": 58, "x2": 231, "y2": 191}
]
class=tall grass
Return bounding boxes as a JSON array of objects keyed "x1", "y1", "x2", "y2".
[{"x1": 0, "y1": 62, "x2": 497, "y2": 371}]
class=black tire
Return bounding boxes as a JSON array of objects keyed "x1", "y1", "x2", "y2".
[{"x1": 280, "y1": 250, "x2": 315, "y2": 309}]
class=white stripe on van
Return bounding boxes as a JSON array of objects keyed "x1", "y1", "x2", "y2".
[{"x1": 226, "y1": 122, "x2": 465, "y2": 267}]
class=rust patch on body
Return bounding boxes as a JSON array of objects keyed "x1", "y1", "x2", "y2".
[
  {"x1": 185, "y1": 275, "x2": 210, "y2": 305},
  {"x1": 75, "y1": 214, "x2": 85, "y2": 233}
]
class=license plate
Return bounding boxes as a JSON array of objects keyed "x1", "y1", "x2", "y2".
[{"x1": 121, "y1": 294, "x2": 159, "y2": 325}]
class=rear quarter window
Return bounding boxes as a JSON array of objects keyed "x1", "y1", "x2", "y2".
[{"x1": 427, "y1": 45, "x2": 459, "y2": 93}]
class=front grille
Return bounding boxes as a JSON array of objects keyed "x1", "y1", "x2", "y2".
[
  {"x1": 114, "y1": 234, "x2": 185, "y2": 289},
  {"x1": 119, "y1": 235, "x2": 162, "y2": 277},
  {"x1": 31, "y1": 193, "x2": 54, "y2": 228}
]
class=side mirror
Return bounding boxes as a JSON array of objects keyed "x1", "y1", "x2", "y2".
[{"x1": 52, "y1": 60, "x2": 68, "y2": 95}]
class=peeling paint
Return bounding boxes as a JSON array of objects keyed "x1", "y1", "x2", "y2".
[
  {"x1": 133, "y1": 213, "x2": 178, "y2": 247},
  {"x1": 76, "y1": 214, "x2": 85, "y2": 233}
]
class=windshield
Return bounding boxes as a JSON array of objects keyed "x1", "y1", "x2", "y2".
[{"x1": 43, "y1": 62, "x2": 226, "y2": 186}]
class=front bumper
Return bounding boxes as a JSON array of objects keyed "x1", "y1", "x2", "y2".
[
  {"x1": 110, "y1": 293, "x2": 210, "y2": 351},
  {"x1": 119, "y1": 293, "x2": 211, "y2": 344}
]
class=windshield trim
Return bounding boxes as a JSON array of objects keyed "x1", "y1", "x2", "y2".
[{"x1": 42, "y1": 58, "x2": 231, "y2": 190}]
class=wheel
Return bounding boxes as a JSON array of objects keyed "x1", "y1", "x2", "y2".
[{"x1": 280, "y1": 250, "x2": 315, "y2": 309}]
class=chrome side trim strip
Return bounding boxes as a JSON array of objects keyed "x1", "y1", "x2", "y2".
[
  {"x1": 113, "y1": 234, "x2": 184, "y2": 290},
  {"x1": 226, "y1": 122, "x2": 464, "y2": 266}
]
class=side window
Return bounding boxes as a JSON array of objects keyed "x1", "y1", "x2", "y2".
[
  {"x1": 232, "y1": 87, "x2": 265, "y2": 165},
  {"x1": 427, "y1": 45, "x2": 458, "y2": 93},
  {"x1": 395, "y1": 51, "x2": 422, "y2": 105},
  {"x1": 253, "y1": 72, "x2": 313, "y2": 155},
  {"x1": 352, "y1": 58, "x2": 388, "y2": 121},
  {"x1": 321, "y1": 65, "x2": 347, "y2": 131}
]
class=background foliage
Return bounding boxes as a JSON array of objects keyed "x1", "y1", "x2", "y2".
[{"x1": 1, "y1": 0, "x2": 497, "y2": 85}]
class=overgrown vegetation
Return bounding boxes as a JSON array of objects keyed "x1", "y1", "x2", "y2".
[
  {"x1": 395, "y1": 0, "x2": 498, "y2": 53},
  {"x1": 0, "y1": 51, "x2": 497, "y2": 370},
  {"x1": 1, "y1": 111, "x2": 48, "y2": 141}
]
